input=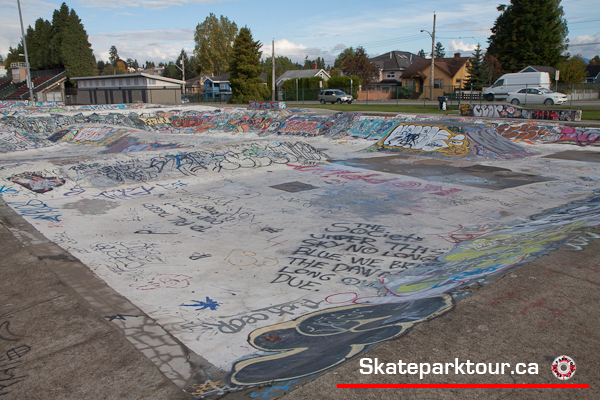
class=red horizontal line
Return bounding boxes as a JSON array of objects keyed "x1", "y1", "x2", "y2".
[{"x1": 337, "y1": 384, "x2": 589, "y2": 389}]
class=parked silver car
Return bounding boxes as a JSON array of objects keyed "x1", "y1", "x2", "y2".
[
  {"x1": 318, "y1": 89, "x2": 353, "y2": 104},
  {"x1": 506, "y1": 87, "x2": 567, "y2": 106}
]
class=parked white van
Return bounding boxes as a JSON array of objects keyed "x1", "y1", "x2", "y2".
[{"x1": 483, "y1": 72, "x2": 551, "y2": 101}]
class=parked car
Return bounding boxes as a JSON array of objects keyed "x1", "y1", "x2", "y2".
[
  {"x1": 318, "y1": 89, "x2": 352, "y2": 104},
  {"x1": 506, "y1": 87, "x2": 567, "y2": 106},
  {"x1": 483, "y1": 72, "x2": 550, "y2": 101}
]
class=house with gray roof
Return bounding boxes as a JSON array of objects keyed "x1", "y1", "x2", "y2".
[
  {"x1": 370, "y1": 51, "x2": 424, "y2": 90},
  {"x1": 584, "y1": 65, "x2": 600, "y2": 83},
  {"x1": 275, "y1": 68, "x2": 330, "y2": 87}
]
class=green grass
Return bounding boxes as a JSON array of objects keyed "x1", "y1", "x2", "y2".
[{"x1": 297, "y1": 104, "x2": 600, "y2": 120}]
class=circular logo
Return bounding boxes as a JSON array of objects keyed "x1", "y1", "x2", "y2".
[{"x1": 551, "y1": 355, "x2": 576, "y2": 380}]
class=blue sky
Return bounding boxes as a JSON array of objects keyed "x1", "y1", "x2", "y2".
[{"x1": 1, "y1": 0, "x2": 599, "y2": 67}]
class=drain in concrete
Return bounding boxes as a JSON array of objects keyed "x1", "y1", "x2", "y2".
[
  {"x1": 333, "y1": 158, "x2": 553, "y2": 190},
  {"x1": 269, "y1": 181, "x2": 319, "y2": 192},
  {"x1": 543, "y1": 151, "x2": 600, "y2": 163}
]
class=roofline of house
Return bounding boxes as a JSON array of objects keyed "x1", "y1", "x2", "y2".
[{"x1": 70, "y1": 73, "x2": 184, "y2": 85}]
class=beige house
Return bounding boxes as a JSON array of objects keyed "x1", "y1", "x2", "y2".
[
  {"x1": 69, "y1": 73, "x2": 185, "y2": 104},
  {"x1": 401, "y1": 53, "x2": 471, "y2": 99}
]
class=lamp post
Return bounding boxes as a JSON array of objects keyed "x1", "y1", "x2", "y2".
[
  {"x1": 175, "y1": 55, "x2": 185, "y2": 100},
  {"x1": 420, "y1": 12, "x2": 436, "y2": 101},
  {"x1": 17, "y1": 0, "x2": 35, "y2": 103}
]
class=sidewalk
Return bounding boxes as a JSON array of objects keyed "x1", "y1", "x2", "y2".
[{"x1": 0, "y1": 205, "x2": 193, "y2": 399}]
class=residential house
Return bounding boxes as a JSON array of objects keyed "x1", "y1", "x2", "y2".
[
  {"x1": 370, "y1": 51, "x2": 424, "y2": 91},
  {"x1": 401, "y1": 53, "x2": 471, "y2": 99},
  {"x1": 584, "y1": 65, "x2": 600, "y2": 84},
  {"x1": 204, "y1": 73, "x2": 232, "y2": 101},
  {"x1": 275, "y1": 68, "x2": 330, "y2": 100},
  {"x1": 186, "y1": 75, "x2": 211, "y2": 95},
  {"x1": 69, "y1": 73, "x2": 184, "y2": 104},
  {"x1": 520, "y1": 65, "x2": 556, "y2": 77}
]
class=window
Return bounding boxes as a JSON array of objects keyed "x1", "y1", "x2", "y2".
[
  {"x1": 405, "y1": 80, "x2": 414, "y2": 87},
  {"x1": 126, "y1": 78, "x2": 131, "y2": 86},
  {"x1": 101, "y1": 80, "x2": 105, "y2": 87},
  {"x1": 456, "y1": 79, "x2": 461, "y2": 84},
  {"x1": 434, "y1": 79, "x2": 443, "y2": 88},
  {"x1": 518, "y1": 89, "x2": 527, "y2": 93},
  {"x1": 149, "y1": 79, "x2": 156, "y2": 85},
  {"x1": 134, "y1": 78, "x2": 139, "y2": 86},
  {"x1": 387, "y1": 71, "x2": 395, "y2": 78},
  {"x1": 492, "y1": 79, "x2": 504, "y2": 87}
]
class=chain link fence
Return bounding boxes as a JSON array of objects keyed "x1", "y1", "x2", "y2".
[{"x1": 278, "y1": 82, "x2": 599, "y2": 108}]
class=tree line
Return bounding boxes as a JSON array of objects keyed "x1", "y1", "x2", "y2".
[
  {"x1": 3, "y1": 2, "x2": 95, "y2": 78},
  {"x1": 4, "y1": 0, "x2": 597, "y2": 101}
]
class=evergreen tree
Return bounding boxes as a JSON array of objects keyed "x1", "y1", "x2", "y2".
[
  {"x1": 30, "y1": 19, "x2": 53, "y2": 70},
  {"x1": 109, "y1": 46, "x2": 119, "y2": 66},
  {"x1": 487, "y1": 0, "x2": 568, "y2": 72},
  {"x1": 162, "y1": 62, "x2": 180, "y2": 79},
  {"x1": 589, "y1": 55, "x2": 600, "y2": 65},
  {"x1": 194, "y1": 14, "x2": 238, "y2": 75},
  {"x1": 418, "y1": 49, "x2": 426, "y2": 58},
  {"x1": 228, "y1": 27, "x2": 270, "y2": 103},
  {"x1": 60, "y1": 9, "x2": 95, "y2": 77},
  {"x1": 434, "y1": 42, "x2": 445, "y2": 58},
  {"x1": 4, "y1": 44, "x2": 24, "y2": 72},
  {"x1": 464, "y1": 44, "x2": 487, "y2": 90},
  {"x1": 49, "y1": 3, "x2": 70, "y2": 68}
]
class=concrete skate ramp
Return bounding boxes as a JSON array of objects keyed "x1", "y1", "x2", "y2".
[
  {"x1": 3, "y1": 102, "x2": 600, "y2": 398},
  {"x1": 375, "y1": 123, "x2": 537, "y2": 160},
  {"x1": 334, "y1": 156, "x2": 553, "y2": 190}
]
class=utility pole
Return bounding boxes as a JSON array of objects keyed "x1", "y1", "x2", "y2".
[
  {"x1": 17, "y1": 0, "x2": 34, "y2": 103},
  {"x1": 175, "y1": 51, "x2": 185, "y2": 100},
  {"x1": 421, "y1": 12, "x2": 436, "y2": 100},
  {"x1": 431, "y1": 12, "x2": 436, "y2": 101},
  {"x1": 272, "y1": 40, "x2": 275, "y2": 101}
]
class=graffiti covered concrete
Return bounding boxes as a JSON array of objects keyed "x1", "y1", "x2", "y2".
[
  {"x1": 2, "y1": 103, "x2": 600, "y2": 397},
  {"x1": 460, "y1": 103, "x2": 582, "y2": 121}
]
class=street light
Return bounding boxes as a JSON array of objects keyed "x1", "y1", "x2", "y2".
[
  {"x1": 17, "y1": 0, "x2": 34, "y2": 103},
  {"x1": 174, "y1": 55, "x2": 185, "y2": 99},
  {"x1": 420, "y1": 12, "x2": 436, "y2": 100}
]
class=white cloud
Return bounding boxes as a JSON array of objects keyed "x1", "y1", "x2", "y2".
[
  {"x1": 90, "y1": 28, "x2": 195, "y2": 64},
  {"x1": 448, "y1": 40, "x2": 478, "y2": 56},
  {"x1": 260, "y1": 39, "x2": 338, "y2": 64},
  {"x1": 570, "y1": 32, "x2": 600, "y2": 59}
]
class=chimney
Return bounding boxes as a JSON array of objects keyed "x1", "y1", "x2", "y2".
[
  {"x1": 454, "y1": 53, "x2": 461, "y2": 58},
  {"x1": 313, "y1": 61, "x2": 318, "y2": 70}
]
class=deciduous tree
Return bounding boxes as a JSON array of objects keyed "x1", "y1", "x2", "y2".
[
  {"x1": 341, "y1": 47, "x2": 380, "y2": 86},
  {"x1": 558, "y1": 55, "x2": 587, "y2": 83},
  {"x1": 194, "y1": 13, "x2": 238, "y2": 75},
  {"x1": 334, "y1": 47, "x2": 356, "y2": 69}
]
